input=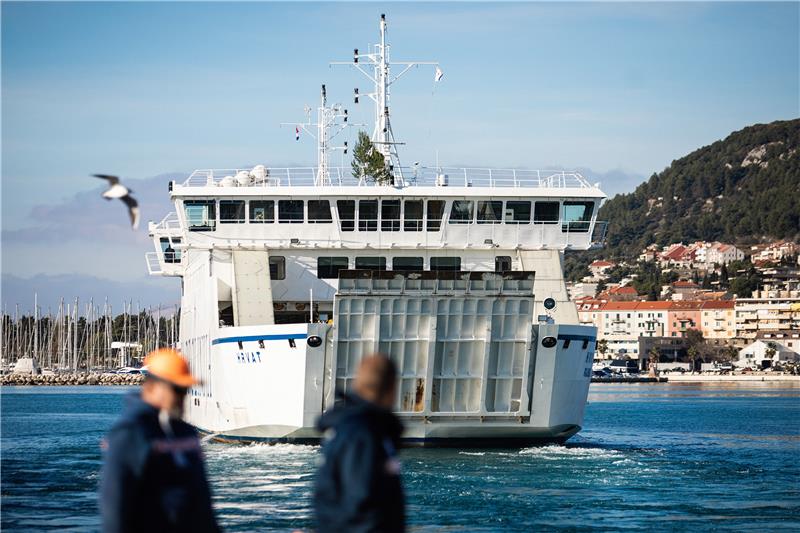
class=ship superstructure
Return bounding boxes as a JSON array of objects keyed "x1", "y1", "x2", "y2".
[{"x1": 147, "y1": 15, "x2": 606, "y2": 444}]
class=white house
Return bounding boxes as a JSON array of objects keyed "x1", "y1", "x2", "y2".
[{"x1": 736, "y1": 340, "x2": 800, "y2": 369}]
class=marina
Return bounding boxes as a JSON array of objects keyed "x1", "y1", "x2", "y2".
[{"x1": 2, "y1": 382, "x2": 798, "y2": 531}]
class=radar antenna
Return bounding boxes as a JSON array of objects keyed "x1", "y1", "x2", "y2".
[
  {"x1": 281, "y1": 84, "x2": 356, "y2": 186},
  {"x1": 332, "y1": 14, "x2": 441, "y2": 187}
]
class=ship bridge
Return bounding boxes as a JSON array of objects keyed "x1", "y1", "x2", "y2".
[{"x1": 146, "y1": 165, "x2": 607, "y2": 277}]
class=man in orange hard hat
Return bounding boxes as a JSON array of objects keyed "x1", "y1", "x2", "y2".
[{"x1": 100, "y1": 349, "x2": 220, "y2": 533}]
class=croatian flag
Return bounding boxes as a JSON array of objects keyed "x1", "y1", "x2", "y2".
[{"x1": 295, "y1": 126, "x2": 301, "y2": 141}]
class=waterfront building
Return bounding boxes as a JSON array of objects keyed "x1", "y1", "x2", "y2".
[
  {"x1": 736, "y1": 339, "x2": 800, "y2": 369},
  {"x1": 587, "y1": 260, "x2": 615, "y2": 281},
  {"x1": 649, "y1": 241, "x2": 744, "y2": 270},
  {"x1": 575, "y1": 299, "x2": 737, "y2": 360},
  {"x1": 705, "y1": 243, "x2": 745, "y2": 265},
  {"x1": 700, "y1": 300, "x2": 736, "y2": 341},
  {"x1": 638, "y1": 244, "x2": 660, "y2": 263},
  {"x1": 667, "y1": 301, "x2": 702, "y2": 337},
  {"x1": 567, "y1": 282, "x2": 598, "y2": 300},
  {"x1": 597, "y1": 285, "x2": 640, "y2": 301},
  {"x1": 756, "y1": 330, "x2": 800, "y2": 353},
  {"x1": 638, "y1": 336, "x2": 688, "y2": 368},
  {"x1": 689, "y1": 241, "x2": 745, "y2": 267},
  {"x1": 670, "y1": 280, "x2": 701, "y2": 301},
  {"x1": 751, "y1": 241, "x2": 798, "y2": 264},
  {"x1": 734, "y1": 291, "x2": 800, "y2": 341}
]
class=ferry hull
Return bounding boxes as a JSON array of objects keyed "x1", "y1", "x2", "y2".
[{"x1": 186, "y1": 317, "x2": 595, "y2": 447}]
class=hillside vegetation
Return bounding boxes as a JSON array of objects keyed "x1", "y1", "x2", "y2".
[{"x1": 599, "y1": 119, "x2": 800, "y2": 258}]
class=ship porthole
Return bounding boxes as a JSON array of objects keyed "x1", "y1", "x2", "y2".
[
  {"x1": 541, "y1": 336, "x2": 557, "y2": 348},
  {"x1": 543, "y1": 298, "x2": 556, "y2": 310},
  {"x1": 307, "y1": 335, "x2": 323, "y2": 348}
]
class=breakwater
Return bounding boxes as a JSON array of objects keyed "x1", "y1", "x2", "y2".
[{"x1": 0, "y1": 373, "x2": 144, "y2": 386}]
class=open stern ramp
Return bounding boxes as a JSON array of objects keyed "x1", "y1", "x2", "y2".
[{"x1": 330, "y1": 270, "x2": 594, "y2": 443}]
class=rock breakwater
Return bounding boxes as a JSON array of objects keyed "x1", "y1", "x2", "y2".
[{"x1": 1, "y1": 373, "x2": 144, "y2": 386}]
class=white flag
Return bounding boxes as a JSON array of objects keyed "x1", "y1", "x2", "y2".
[{"x1": 434, "y1": 66, "x2": 444, "y2": 82}]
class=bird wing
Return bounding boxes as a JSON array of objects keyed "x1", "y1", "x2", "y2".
[
  {"x1": 92, "y1": 174, "x2": 120, "y2": 185},
  {"x1": 120, "y1": 194, "x2": 140, "y2": 230}
]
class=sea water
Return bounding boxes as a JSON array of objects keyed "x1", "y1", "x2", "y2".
[{"x1": 2, "y1": 383, "x2": 798, "y2": 531}]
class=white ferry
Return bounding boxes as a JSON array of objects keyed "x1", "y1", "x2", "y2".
[{"x1": 147, "y1": 15, "x2": 606, "y2": 445}]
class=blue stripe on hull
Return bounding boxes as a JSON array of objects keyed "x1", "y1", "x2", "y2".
[
  {"x1": 211, "y1": 333, "x2": 308, "y2": 345},
  {"x1": 556, "y1": 333, "x2": 596, "y2": 342}
]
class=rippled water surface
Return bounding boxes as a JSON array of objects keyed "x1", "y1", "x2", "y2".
[{"x1": 2, "y1": 383, "x2": 799, "y2": 531}]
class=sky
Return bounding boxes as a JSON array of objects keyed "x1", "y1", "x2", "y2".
[{"x1": 2, "y1": 1, "x2": 799, "y2": 311}]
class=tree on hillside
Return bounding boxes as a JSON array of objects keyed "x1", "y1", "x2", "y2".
[{"x1": 351, "y1": 131, "x2": 392, "y2": 185}]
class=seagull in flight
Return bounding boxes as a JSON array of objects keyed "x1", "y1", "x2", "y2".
[{"x1": 92, "y1": 174, "x2": 140, "y2": 229}]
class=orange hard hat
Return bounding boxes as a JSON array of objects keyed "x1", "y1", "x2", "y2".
[{"x1": 143, "y1": 348, "x2": 198, "y2": 388}]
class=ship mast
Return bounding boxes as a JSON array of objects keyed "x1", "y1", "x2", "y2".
[
  {"x1": 332, "y1": 14, "x2": 441, "y2": 187},
  {"x1": 282, "y1": 84, "x2": 351, "y2": 186}
]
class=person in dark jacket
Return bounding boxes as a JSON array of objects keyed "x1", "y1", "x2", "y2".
[
  {"x1": 314, "y1": 353, "x2": 405, "y2": 533},
  {"x1": 100, "y1": 348, "x2": 219, "y2": 533}
]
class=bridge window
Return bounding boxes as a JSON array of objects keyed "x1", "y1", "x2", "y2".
[
  {"x1": 495, "y1": 256, "x2": 511, "y2": 272},
  {"x1": 308, "y1": 200, "x2": 332, "y2": 223},
  {"x1": 534, "y1": 201, "x2": 559, "y2": 224},
  {"x1": 381, "y1": 200, "x2": 401, "y2": 231},
  {"x1": 431, "y1": 257, "x2": 461, "y2": 271},
  {"x1": 426, "y1": 200, "x2": 445, "y2": 231},
  {"x1": 477, "y1": 201, "x2": 503, "y2": 224},
  {"x1": 269, "y1": 256, "x2": 286, "y2": 280},
  {"x1": 404, "y1": 200, "x2": 423, "y2": 231},
  {"x1": 279, "y1": 200, "x2": 304, "y2": 223},
  {"x1": 449, "y1": 200, "x2": 473, "y2": 224},
  {"x1": 562, "y1": 201, "x2": 594, "y2": 232},
  {"x1": 355, "y1": 257, "x2": 387, "y2": 270},
  {"x1": 160, "y1": 238, "x2": 181, "y2": 263},
  {"x1": 393, "y1": 257, "x2": 423, "y2": 271},
  {"x1": 249, "y1": 200, "x2": 274, "y2": 223},
  {"x1": 219, "y1": 200, "x2": 245, "y2": 224},
  {"x1": 359, "y1": 200, "x2": 378, "y2": 231},
  {"x1": 337, "y1": 200, "x2": 355, "y2": 232},
  {"x1": 317, "y1": 257, "x2": 349, "y2": 279},
  {"x1": 505, "y1": 201, "x2": 531, "y2": 223},
  {"x1": 184, "y1": 200, "x2": 216, "y2": 231}
]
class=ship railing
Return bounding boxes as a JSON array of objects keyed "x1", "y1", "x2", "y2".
[
  {"x1": 148, "y1": 211, "x2": 182, "y2": 233},
  {"x1": 145, "y1": 252, "x2": 163, "y2": 275},
  {"x1": 181, "y1": 167, "x2": 595, "y2": 189},
  {"x1": 145, "y1": 251, "x2": 182, "y2": 276}
]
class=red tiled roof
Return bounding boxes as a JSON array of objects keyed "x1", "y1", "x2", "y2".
[
  {"x1": 589, "y1": 260, "x2": 615, "y2": 268},
  {"x1": 672, "y1": 281, "x2": 699, "y2": 288},
  {"x1": 661, "y1": 245, "x2": 688, "y2": 260},
  {"x1": 700, "y1": 300, "x2": 735, "y2": 309},
  {"x1": 600, "y1": 301, "x2": 674, "y2": 311},
  {"x1": 697, "y1": 291, "x2": 729, "y2": 301},
  {"x1": 670, "y1": 301, "x2": 704, "y2": 310},
  {"x1": 611, "y1": 286, "x2": 638, "y2": 295},
  {"x1": 635, "y1": 301, "x2": 675, "y2": 310}
]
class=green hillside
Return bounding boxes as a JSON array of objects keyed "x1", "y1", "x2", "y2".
[{"x1": 599, "y1": 119, "x2": 800, "y2": 259}]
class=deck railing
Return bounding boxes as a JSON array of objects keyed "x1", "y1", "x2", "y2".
[
  {"x1": 181, "y1": 167, "x2": 595, "y2": 189},
  {"x1": 148, "y1": 212, "x2": 182, "y2": 233}
]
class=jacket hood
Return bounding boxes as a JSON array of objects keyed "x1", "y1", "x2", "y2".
[{"x1": 317, "y1": 392, "x2": 403, "y2": 442}]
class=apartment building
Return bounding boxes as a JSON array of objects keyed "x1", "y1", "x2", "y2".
[
  {"x1": 700, "y1": 300, "x2": 736, "y2": 341},
  {"x1": 576, "y1": 299, "x2": 738, "y2": 360},
  {"x1": 735, "y1": 291, "x2": 800, "y2": 341}
]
